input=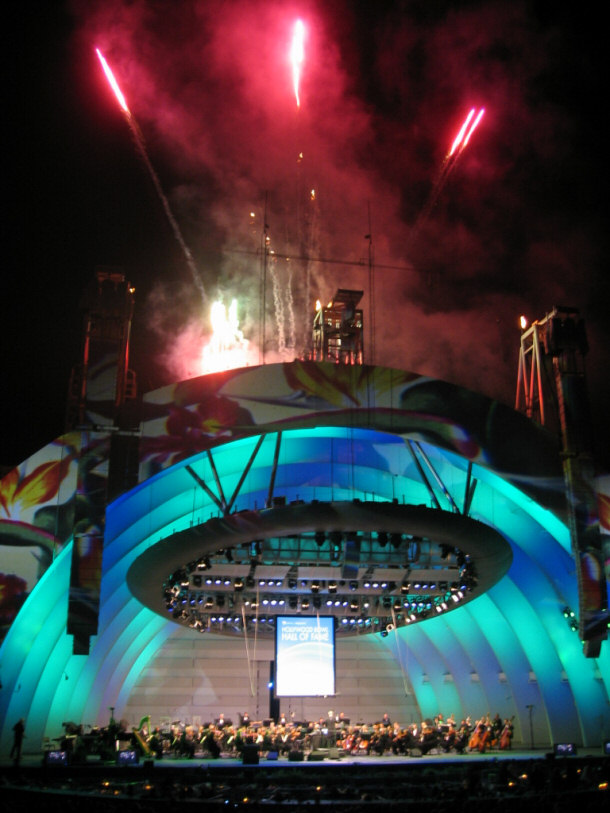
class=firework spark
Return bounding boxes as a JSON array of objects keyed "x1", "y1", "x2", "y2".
[
  {"x1": 461, "y1": 108, "x2": 485, "y2": 150},
  {"x1": 200, "y1": 299, "x2": 250, "y2": 374},
  {"x1": 96, "y1": 48, "x2": 130, "y2": 115},
  {"x1": 448, "y1": 108, "x2": 475, "y2": 157},
  {"x1": 290, "y1": 20, "x2": 305, "y2": 108}
]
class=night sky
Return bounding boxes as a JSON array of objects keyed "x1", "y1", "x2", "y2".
[{"x1": 3, "y1": 0, "x2": 608, "y2": 470}]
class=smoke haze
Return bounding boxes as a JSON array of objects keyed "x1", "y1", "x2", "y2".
[{"x1": 55, "y1": 0, "x2": 607, "y2": 466}]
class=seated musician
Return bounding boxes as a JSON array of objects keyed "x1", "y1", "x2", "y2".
[
  {"x1": 274, "y1": 725, "x2": 292, "y2": 756},
  {"x1": 308, "y1": 721, "x2": 323, "y2": 750},
  {"x1": 354, "y1": 723, "x2": 371, "y2": 754},
  {"x1": 419, "y1": 722, "x2": 438, "y2": 755},
  {"x1": 200, "y1": 724, "x2": 221, "y2": 758},
  {"x1": 147, "y1": 727, "x2": 164, "y2": 759},
  {"x1": 178, "y1": 725, "x2": 197, "y2": 758},
  {"x1": 440, "y1": 721, "x2": 457, "y2": 752},
  {"x1": 391, "y1": 723, "x2": 408, "y2": 755},
  {"x1": 371, "y1": 723, "x2": 392, "y2": 756},
  {"x1": 453, "y1": 720, "x2": 470, "y2": 753},
  {"x1": 263, "y1": 723, "x2": 275, "y2": 752}
]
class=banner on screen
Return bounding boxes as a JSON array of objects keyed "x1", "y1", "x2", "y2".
[{"x1": 275, "y1": 616, "x2": 335, "y2": 697}]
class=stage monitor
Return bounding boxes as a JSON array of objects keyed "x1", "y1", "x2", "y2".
[
  {"x1": 44, "y1": 749, "x2": 68, "y2": 766},
  {"x1": 275, "y1": 615, "x2": 335, "y2": 697},
  {"x1": 117, "y1": 749, "x2": 139, "y2": 765},
  {"x1": 553, "y1": 742, "x2": 577, "y2": 756}
]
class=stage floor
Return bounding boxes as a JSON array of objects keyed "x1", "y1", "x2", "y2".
[{"x1": 1, "y1": 745, "x2": 604, "y2": 768}]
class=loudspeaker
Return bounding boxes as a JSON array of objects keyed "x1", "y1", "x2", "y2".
[
  {"x1": 242, "y1": 745, "x2": 259, "y2": 765},
  {"x1": 289, "y1": 750, "x2": 304, "y2": 761},
  {"x1": 266, "y1": 750, "x2": 278, "y2": 760},
  {"x1": 328, "y1": 747, "x2": 341, "y2": 760},
  {"x1": 307, "y1": 749, "x2": 327, "y2": 761}
]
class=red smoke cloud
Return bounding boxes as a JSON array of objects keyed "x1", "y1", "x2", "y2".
[{"x1": 71, "y1": 0, "x2": 609, "y2": 465}]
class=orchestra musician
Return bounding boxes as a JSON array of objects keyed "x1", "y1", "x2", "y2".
[
  {"x1": 148, "y1": 727, "x2": 164, "y2": 759},
  {"x1": 45, "y1": 708, "x2": 519, "y2": 761},
  {"x1": 200, "y1": 724, "x2": 221, "y2": 758}
]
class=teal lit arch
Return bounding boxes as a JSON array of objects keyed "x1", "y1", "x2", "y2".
[{"x1": 1, "y1": 364, "x2": 609, "y2": 749}]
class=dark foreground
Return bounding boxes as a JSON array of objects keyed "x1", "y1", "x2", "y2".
[{"x1": 1, "y1": 749, "x2": 609, "y2": 811}]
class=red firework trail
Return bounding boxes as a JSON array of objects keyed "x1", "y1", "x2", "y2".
[
  {"x1": 415, "y1": 107, "x2": 486, "y2": 231},
  {"x1": 96, "y1": 48, "x2": 130, "y2": 115},
  {"x1": 95, "y1": 48, "x2": 206, "y2": 304},
  {"x1": 448, "y1": 108, "x2": 475, "y2": 157},
  {"x1": 461, "y1": 108, "x2": 485, "y2": 149}
]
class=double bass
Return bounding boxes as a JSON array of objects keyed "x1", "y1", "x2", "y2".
[{"x1": 499, "y1": 717, "x2": 514, "y2": 750}]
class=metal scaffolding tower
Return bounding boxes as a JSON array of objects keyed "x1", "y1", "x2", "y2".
[{"x1": 516, "y1": 306, "x2": 608, "y2": 657}]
